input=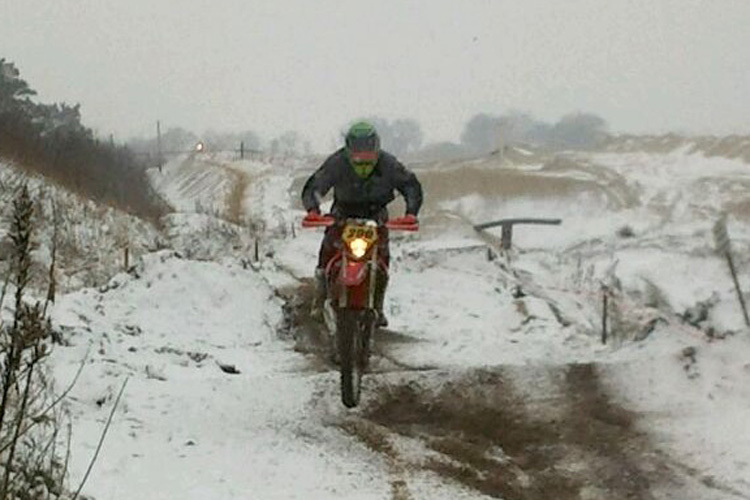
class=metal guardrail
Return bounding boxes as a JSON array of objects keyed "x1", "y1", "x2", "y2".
[{"x1": 473, "y1": 218, "x2": 563, "y2": 250}]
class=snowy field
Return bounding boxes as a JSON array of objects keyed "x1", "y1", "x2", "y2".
[{"x1": 24, "y1": 145, "x2": 750, "y2": 499}]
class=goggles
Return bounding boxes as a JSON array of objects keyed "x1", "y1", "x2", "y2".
[{"x1": 347, "y1": 135, "x2": 379, "y2": 153}]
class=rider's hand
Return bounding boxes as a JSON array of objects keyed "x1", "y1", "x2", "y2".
[
  {"x1": 303, "y1": 209, "x2": 325, "y2": 223},
  {"x1": 390, "y1": 214, "x2": 418, "y2": 225}
]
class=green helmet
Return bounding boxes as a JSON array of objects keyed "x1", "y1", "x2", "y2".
[{"x1": 345, "y1": 121, "x2": 380, "y2": 178}]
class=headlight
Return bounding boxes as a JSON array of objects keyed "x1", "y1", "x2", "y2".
[{"x1": 349, "y1": 238, "x2": 369, "y2": 259}]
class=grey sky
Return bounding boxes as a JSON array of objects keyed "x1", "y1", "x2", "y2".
[{"x1": 2, "y1": 0, "x2": 749, "y2": 151}]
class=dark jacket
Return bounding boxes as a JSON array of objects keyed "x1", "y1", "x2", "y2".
[{"x1": 302, "y1": 148, "x2": 423, "y2": 220}]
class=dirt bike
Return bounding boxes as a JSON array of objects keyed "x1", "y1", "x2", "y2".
[{"x1": 302, "y1": 214, "x2": 418, "y2": 407}]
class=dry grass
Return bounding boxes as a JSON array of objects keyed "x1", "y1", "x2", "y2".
[{"x1": 605, "y1": 134, "x2": 750, "y2": 163}]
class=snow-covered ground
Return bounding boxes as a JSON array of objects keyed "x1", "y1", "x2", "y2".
[
  {"x1": 0, "y1": 161, "x2": 161, "y2": 291},
  {"x1": 37, "y1": 145, "x2": 750, "y2": 499}
]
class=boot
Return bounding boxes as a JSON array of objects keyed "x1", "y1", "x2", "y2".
[
  {"x1": 374, "y1": 274, "x2": 389, "y2": 328},
  {"x1": 311, "y1": 268, "x2": 327, "y2": 320}
]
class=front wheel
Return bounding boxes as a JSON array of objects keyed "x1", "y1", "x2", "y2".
[{"x1": 337, "y1": 309, "x2": 374, "y2": 408}]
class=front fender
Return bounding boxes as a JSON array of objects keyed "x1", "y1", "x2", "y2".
[{"x1": 340, "y1": 261, "x2": 368, "y2": 286}]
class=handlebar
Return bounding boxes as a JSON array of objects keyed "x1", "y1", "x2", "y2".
[
  {"x1": 385, "y1": 220, "x2": 419, "y2": 232},
  {"x1": 301, "y1": 216, "x2": 418, "y2": 232},
  {"x1": 301, "y1": 216, "x2": 335, "y2": 228}
]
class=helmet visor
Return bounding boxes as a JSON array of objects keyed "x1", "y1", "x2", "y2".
[{"x1": 347, "y1": 134, "x2": 379, "y2": 153}]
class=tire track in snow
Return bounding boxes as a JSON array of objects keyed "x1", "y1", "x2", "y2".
[{"x1": 221, "y1": 165, "x2": 250, "y2": 225}]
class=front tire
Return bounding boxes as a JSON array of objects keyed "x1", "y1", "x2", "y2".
[{"x1": 337, "y1": 309, "x2": 373, "y2": 408}]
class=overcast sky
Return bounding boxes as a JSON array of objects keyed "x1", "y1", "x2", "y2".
[{"x1": 2, "y1": 0, "x2": 749, "y2": 151}]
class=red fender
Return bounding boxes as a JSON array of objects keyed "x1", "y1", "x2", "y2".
[
  {"x1": 340, "y1": 261, "x2": 368, "y2": 286},
  {"x1": 325, "y1": 254, "x2": 389, "y2": 311}
]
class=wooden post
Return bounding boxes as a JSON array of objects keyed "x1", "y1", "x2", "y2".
[
  {"x1": 474, "y1": 218, "x2": 562, "y2": 252},
  {"x1": 124, "y1": 245, "x2": 130, "y2": 271},
  {"x1": 501, "y1": 223, "x2": 513, "y2": 250},
  {"x1": 726, "y1": 253, "x2": 750, "y2": 326},
  {"x1": 240, "y1": 141, "x2": 245, "y2": 160},
  {"x1": 713, "y1": 216, "x2": 750, "y2": 326},
  {"x1": 254, "y1": 239, "x2": 260, "y2": 262}
]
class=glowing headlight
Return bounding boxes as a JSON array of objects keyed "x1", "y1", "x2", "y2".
[{"x1": 349, "y1": 238, "x2": 369, "y2": 258}]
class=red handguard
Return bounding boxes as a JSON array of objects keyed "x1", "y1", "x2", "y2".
[
  {"x1": 302, "y1": 212, "x2": 335, "y2": 228},
  {"x1": 386, "y1": 214, "x2": 419, "y2": 231}
]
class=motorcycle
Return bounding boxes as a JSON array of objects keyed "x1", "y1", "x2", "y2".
[{"x1": 302, "y1": 214, "x2": 418, "y2": 407}]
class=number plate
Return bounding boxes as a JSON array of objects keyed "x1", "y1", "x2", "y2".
[{"x1": 342, "y1": 224, "x2": 378, "y2": 246}]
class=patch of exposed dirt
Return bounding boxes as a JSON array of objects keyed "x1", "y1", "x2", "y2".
[
  {"x1": 344, "y1": 365, "x2": 692, "y2": 500},
  {"x1": 276, "y1": 279, "x2": 334, "y2": 372},
  {"x1": 223, "y1": 166, "x2": 250, "y2": 224},
  {"x1": 339, "y1": 419, "x2": 415, "y2": 500},
  {"x1": 276, "y1": 280, "x2": 431, "y2": 373}
]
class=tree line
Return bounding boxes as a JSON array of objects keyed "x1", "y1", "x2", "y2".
[
  {"x1": 353, "y1": 112, "x2": 609, "y2": 160},
  {"x1": 0, "y1": 58, "x2": 167, "y2": 221}
]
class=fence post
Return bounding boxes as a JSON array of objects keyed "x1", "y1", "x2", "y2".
[
  {"x1": 254, "y1": 239, "x2": 260, "y2": 263},
  {"x1": 713, "y1": 216, "x2": 750, "y2": 327},
  {"x1": 124, "y1": 244, "x2": 130, "y2": 271},
  {"x1": 474, "y1": 218, "x2": 562, "y2": 252},
  {"x1": 240, "y1": 141, "x2": 245, "y2": 160},
  {"x1": 500, "y1": 222, "x2": 513, "y2": 250}
]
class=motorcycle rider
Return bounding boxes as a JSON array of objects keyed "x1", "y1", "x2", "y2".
[{"x1": 301, "y1": 121, "x2": 423, "y2": 327}]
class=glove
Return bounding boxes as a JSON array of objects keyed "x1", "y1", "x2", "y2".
[
  {"x1": 387, "y1": 214, "x2": 419, "y2": 231},
  {"x1": 390, "y1": 214, "x2": 418, "y2": 225},
  {"x1": 302, "y1": 210, "x2": 330, "y2": 227},
  {"x1": 303, "y1": 209, "x2": 325, "y2": 222}
]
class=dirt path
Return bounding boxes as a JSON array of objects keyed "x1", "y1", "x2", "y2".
[
  {"x1": 350, "y1": 366, "x2": 681, "y2": 500},
  {"x1": 274, "y1": 279, "x2": 731, "y2": 499},
  {"x1": 220, "y1": 165, "x2": 250, "y2": 224}
]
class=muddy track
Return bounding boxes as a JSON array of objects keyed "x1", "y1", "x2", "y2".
[
  {"x1": 344, "y1": 365, "x2": 694, "y2": 499},
  {"x1": 274, "y1": 280, "x2": 725, "y2": 499},
  {"x1": 277, "y1": 280, "x2": 437, "y2": 499},
  {"x1": 276, "y1": 279, "x2": 334, "y2": 372},
  {"x1": 351, "y1": 366, "x2": 750, "y2": 499},
  {"x1": 221, "y1": 166, "x2": 250, "y2": 224},
  {"x1": 276, "y1": 280, "x2": 432, "y2": 373}
]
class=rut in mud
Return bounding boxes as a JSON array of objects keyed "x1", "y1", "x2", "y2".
[
  {"x1": 343, "y1": 365, "x2": 693, "y2": 500},
  {"x1": 276, "y1": 279, "x2": 334, "y2": 372},
  {"x1": 276, "y1": 280, "x2": 427, "y2": 373}
]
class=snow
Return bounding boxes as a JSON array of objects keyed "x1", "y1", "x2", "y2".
[
  {"x1": 50, "y1": 252, "x2": 394, "y2": 499},
  {"x1": 33, "y1": 146, "x2": 750, "y2": 498},
  {"x1": 605, "y1": 334, "x2": 750, "y2": 492},
  {"x1": 0, "y1": 160, "x2": 161, "y2": 291}
]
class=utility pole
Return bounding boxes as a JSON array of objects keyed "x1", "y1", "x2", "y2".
[{"x1": 157, "y1": 120, "x2": 163, "y2": 173}]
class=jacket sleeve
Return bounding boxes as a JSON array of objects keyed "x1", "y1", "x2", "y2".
[
  {"x1": 301, "y1": 156, "x2": 337, "y2": 213},
  {"x1": 392, "y1": 160, "x2": 423, "y2": 216}
]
